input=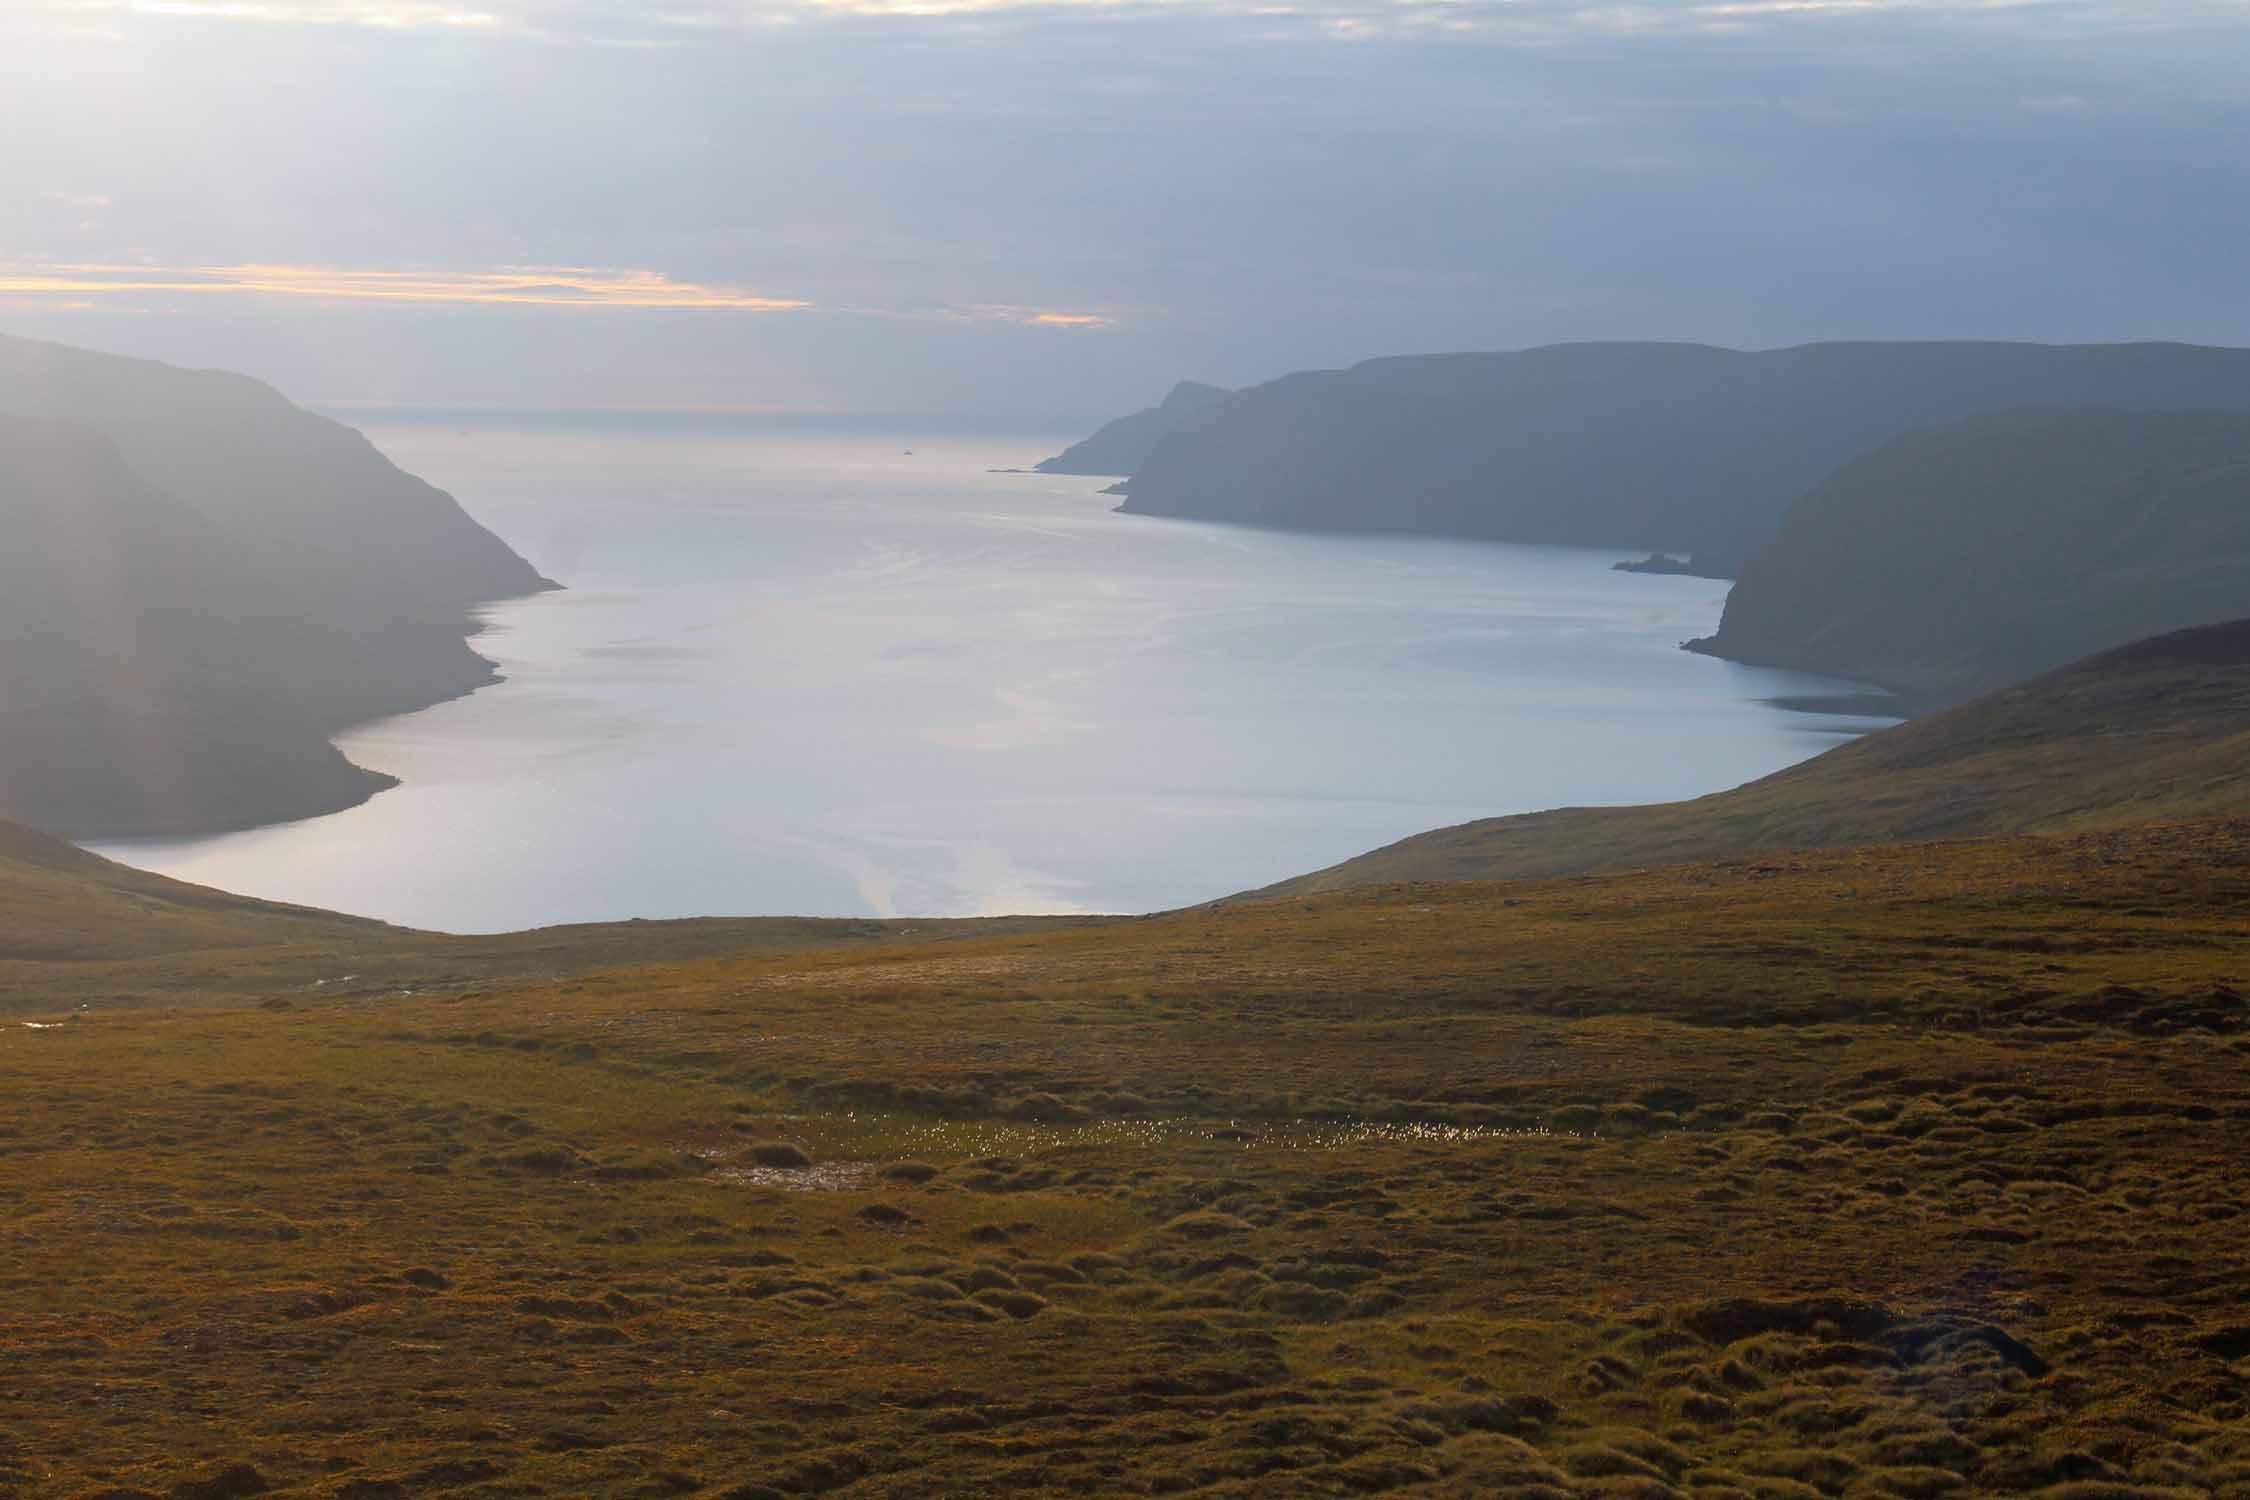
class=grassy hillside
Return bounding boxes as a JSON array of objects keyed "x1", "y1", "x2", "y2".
[
  {"x1": 1250, "y1": 620, "x2": 2250, "y2": 899},
  {"x1": 0, "y1": 815, "x2": 390, "y2": 964},
  {"x1": 1691, "y1": 408, "x2": 2250, "y2": 704},
  {"x1": 10, "y1": 616, "x2": 2249, "y2": 1496},
  {"x1": 0, "y1": 815, "x2": 1097, "y2": 1011},
  {"x1": 4, "y1": 819, "x2": 2247, "y2": 1497}
]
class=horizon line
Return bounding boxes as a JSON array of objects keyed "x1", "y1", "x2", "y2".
[{"x1": 306, "y1": 397, "x2": 1100, "y2": 429}]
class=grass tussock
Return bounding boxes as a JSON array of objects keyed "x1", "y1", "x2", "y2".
[{"x1": 0, "y1": 821, "x2": 2247, "y2": 1495}]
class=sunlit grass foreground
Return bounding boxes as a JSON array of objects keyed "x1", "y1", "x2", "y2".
[{"x1": 3, "y1": 821, "x2": 2248, "y2": 1498}]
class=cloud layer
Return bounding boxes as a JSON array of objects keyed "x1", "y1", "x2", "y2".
[
  {"x1": 0, "y1": 262, "x2": 810, "y2": 309},
  {"x1": 5, "y1": 0, "x2": 2246, "y2": 417}
]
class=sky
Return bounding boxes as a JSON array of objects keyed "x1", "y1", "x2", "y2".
[{"x1": 4, "y1": 0, "x2": 2248, "y2": 424}]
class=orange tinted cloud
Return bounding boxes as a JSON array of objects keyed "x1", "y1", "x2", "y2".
[
  {"x1": 960, "y1": 304, "x2": 1121, "y2": 329},
  {"x1": 0, "y1": 263, "x2": 1120, "y2": 327},
  {"x1": 67, "y1": 2, "x2": 502, "y2": 28},
  {"x1": 0, "y1": 262, "x2": 810, "y2": 311}
]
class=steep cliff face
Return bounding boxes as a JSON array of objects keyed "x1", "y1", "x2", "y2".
[
  {"x1": 0, "y1": 335, "x2": 555, "y2": 836},
  {"x1": 1034, "y1": 380, "x2": 1231, "y2": 476},
  {"x1": 0, "y1": 416, "x2": 398, "y2": 835},
  {"x1": 1106, "y1": 341, "x2": 2250, "y2": 562},
  {"x1": 0, "y1": 334, "x2": 554, "y2": 729},
  {"x1": 1690, "y1": 407, "x2": 2250, "y2": 705}
]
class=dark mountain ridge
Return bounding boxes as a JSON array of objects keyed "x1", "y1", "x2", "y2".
[
  {"x1": 1689, "y1": 406, "x2": 2250, "y2": 705},
  {"x1": 0, "y1": 334, "x2": 555, "y2": 727},
  {"x1": 1104, "y1": 340, "x2": 2250, "y2": 566},
  {"x1": 0, "y1": 335, "x2": 555, "y2": 835},
  {"x1": 0, "y1": 415, "x2": 399, "y2": 834}
]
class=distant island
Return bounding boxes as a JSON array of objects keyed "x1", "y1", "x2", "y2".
[
  {"x1": 1611, "y1": 552, "x2": 1734, "y2": 580},
  {"x1": 0, "y1": 334, "x2": 554, "y2": 837},
  {"x1": 1051, "y1": 341, "x2": 2250, "y2": 568}
]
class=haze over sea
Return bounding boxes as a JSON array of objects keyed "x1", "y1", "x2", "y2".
[{"x1": 92, "y1": 420, "x2": 1892, "y2": 931}]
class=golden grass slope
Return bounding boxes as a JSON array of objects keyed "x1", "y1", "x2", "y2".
[
  {"x1": 1248, "y1": 620, "x2": 2250, "y2": 900},
  {"x1": 1, "y1": 820, "x2": 2246, "y2": 1498},
  {"x1": 0, "y1": 816, "x2": 387, "y2": 962},
  {"x1": 0, "y1": 816, "x2": 1097, "y2": 1013}
]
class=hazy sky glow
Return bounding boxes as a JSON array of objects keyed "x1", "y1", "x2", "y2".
[{"x1": 6, "y1": 0, "x2": 2247, "y2": 418}]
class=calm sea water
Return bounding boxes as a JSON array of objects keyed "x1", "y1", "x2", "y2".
[{"x1": 93, "y1": 420, "x2": 1893, "y2": 931}]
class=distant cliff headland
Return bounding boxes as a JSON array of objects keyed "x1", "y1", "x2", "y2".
[
  {"x1": 1049, "y1": 341, "x2": 2250, "y2": 704},
  {"x1": 1053, "y1": 341, "x2": 2250, "y2": 569},
  {"x1": 0, "y1": 334, "x2": 554, "y2": 837},
  {"x1": 1035, "y1": 380, "x2": 1231, "y2": 477}
]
